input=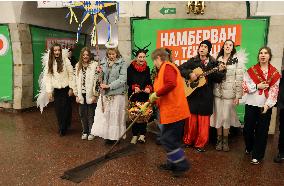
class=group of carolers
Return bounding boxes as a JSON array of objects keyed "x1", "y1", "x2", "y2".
[{"x1": 42, "y1": 39, "x2": 283, "y2": 177}]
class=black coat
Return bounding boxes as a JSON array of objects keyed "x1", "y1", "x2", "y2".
[
  {"x1": 278, "y1": 70, "x2": 284, "y2": 109},
  {"x1": 178, "y1": 55, "x2": 225, "y2": 115},
  {"x1": 127, "y1": 62, "x2": 152, "y2": 102}
]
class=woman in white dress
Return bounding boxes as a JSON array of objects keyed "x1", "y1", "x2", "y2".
[
  {"x1": 89, "y1": 43, "x2": 128, "y2": 144},
  {"x1": 211, "y1": 40, "x2": 247, "y2": 151}
]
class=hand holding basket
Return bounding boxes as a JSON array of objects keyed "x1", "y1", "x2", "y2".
[{"x1": 128, "y1": 91, "x2": 153, "y2": 123}]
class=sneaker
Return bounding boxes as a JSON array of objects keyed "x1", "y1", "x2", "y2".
[
  {"x1": 88, "y1": 134, "x2": 95, "y2": 141},
  {"x1": 81, "y1": 134, "x2": 88, "y2": 140},
  {"x1": 130, "y1": 136, "x2": 138, "y2": 144},
  {"x1": 137, "y1": 135, "x2": 146, "y2": 143},
  {"x1": 195, "y1": 147, "x2": 206, "y2": 152},
  {"x1": 250, "y1": 159, "x2": 260, "y2": 165},
  {"x1": 273, "y1": 154, "x2": 284, "y2": 163}
]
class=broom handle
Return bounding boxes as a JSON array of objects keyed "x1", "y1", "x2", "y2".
[
  {"x1": 95, "y1": 28, "x2": 105, "y2": 113},
  {"x1": 105, "y1": 102, "x2": 151, "y2": 156},
  {"x1": 95, "y1": 53, "x2": 105, "y2": 113}
]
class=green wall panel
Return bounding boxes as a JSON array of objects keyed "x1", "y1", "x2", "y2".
[{"x1": 0, "y1": 25, "x2": 13, "y2": 101}]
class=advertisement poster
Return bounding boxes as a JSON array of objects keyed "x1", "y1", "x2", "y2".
[{"x1": 132, "y1": 19, "x2": 268, "y2": 122}]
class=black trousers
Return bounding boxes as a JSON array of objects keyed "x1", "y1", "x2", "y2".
[
  {"x1": 161, "y1": 119, "x2": 189, "y2": 171},
  {"x1": 79, "y1": 94, "x2": 97, "y2": 134},
  {"x1": 132, "y1": 122, "x2": 147, "y2": 136},
  {"x1": 54, "y1": 87, "x2": 72, "y2": 134},
  {"x1": 278, "y1": 108, "x2": 284, "y2": 154},
  {"x1": 243, "y1": 104, "x2": 272, "y2": 160}
]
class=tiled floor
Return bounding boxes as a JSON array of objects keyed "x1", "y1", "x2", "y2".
[{"x1": 0, "y1": 104, "x2": 283, "y2": 186}]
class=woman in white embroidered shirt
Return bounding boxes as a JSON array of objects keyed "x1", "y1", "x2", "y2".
[
  {"x1": 242, "y1": 46, "x2": 281, "y2": 165},
  {"x1": 45, "y1": 43, "x2": 75, "y2": 136},
  {"x1": 73, "y1": 47, "x2": 99, "y2": 140}
]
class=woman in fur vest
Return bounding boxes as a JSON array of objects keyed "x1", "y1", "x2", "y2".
[
  {"x1": 210, "y1": 40, "x2": 247, "y2": 151},
  {"x1": 73, "y1": 47, "x2": 99, "y2": 140}
]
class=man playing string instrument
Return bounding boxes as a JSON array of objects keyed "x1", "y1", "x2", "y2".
[{"x1": 178, "y1": 40, "x2": 226, "y2": 152}]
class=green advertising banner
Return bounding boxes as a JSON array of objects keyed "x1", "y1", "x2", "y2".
[
  {"x1": 30, "y1": 26, "x2": 86, "y2": 99},
  {"x1": 132, "y1": 19, "x2": 268, "y2": 122},
  {"x1": 0, "y1": 25, "x2": 13, "y2": 101}
]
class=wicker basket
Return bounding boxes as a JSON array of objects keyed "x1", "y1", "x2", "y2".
[{"x1": 128, "y1": 92, "x2": 153, "y2": 123}]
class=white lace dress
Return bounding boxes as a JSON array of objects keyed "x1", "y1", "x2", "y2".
[{"x1": 90, "y1": 95, "x2": 126, "y2": 140}]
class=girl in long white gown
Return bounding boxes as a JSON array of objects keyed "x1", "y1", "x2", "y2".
[{"x1": 89, "y1": 44, "x2": 128, "y2": 144}]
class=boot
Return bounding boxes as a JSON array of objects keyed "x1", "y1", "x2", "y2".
[
  {"x1": 215, "y1": 135, "x2": 222, "y2": 151},
  {"x1": 223, "y1": 136, "x2": 230, "y2": 152},
  {"x1": 130, "y1": 136, "x2": 138, "y2": 144}
]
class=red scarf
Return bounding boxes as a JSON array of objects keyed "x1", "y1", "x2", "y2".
[
  {"x1": 132, "y1": 61, "x2": 147, "y2": 72},
  {"x1": 247, "y1": 63, "x2": 281, "y2": 98}
]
